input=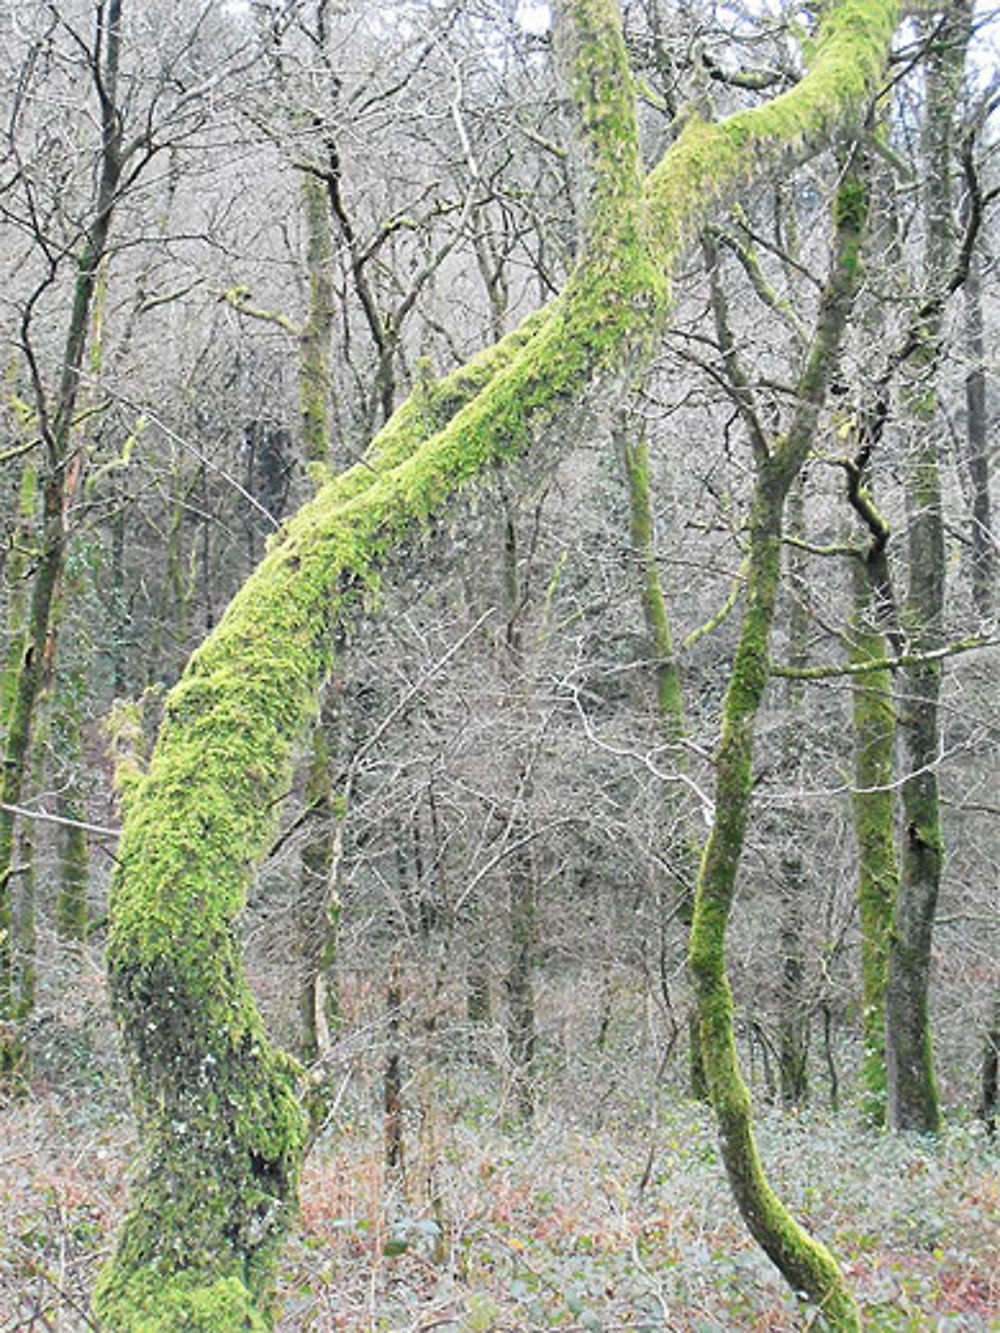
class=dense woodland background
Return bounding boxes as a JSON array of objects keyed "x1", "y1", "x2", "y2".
[{"x1": 1, "y1": 0, "x2": 998, "y2": 1328}]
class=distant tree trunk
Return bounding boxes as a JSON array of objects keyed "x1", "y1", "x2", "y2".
[
  {"x1": 501, "y1": 498, "x2": 538, "y2": 1123},
  {"x1": 961, "y1": 228, "x2": 992, "y2": 618},
  {"x1": 777, "y1": 480, "x2": 810, "y2": 1108},
  {"x1": 886, "y1": 2, "x2": 969, "y2": 1134},
  {"x1": 980, "y1": 994, "x2": 1000, "y2": 1137},
  {"x1": 466, "y1": 923, "x2": 493, "y2": 1027},
  {"x1": 962, "y1": 216, "x2": 996, "y2": 1138},
  {"x1": 384, "y1": 945, "x2": 406, "y2": 1177},
  {"x1": 506, "y1": 829, "x2": 538, "y2": 1121},
  {"x1": 615, "y1": 409, "x2": 707, "y2": 1099}
]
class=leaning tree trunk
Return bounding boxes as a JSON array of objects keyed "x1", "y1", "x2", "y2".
[
  {"x1": 95, "y1": 0, "x2": 899, "y2": 1324},
  {"x1": 690, "y1": 153, "x2": 871, "y2": 1330}
]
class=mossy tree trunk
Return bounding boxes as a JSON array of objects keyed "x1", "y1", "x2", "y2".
[
  {"x1": 886, "y1": 1, "x2": 969, "y2": 1135},
  {"x1": 843, "y1": 453, "x2": 899, "y2": 1127},
  {"x1": 96, "y1": 0, "x2": 900, "y2": 1324},
  {"x1": 501, "y1": 496, "x2": 539, "y2": 1124},
  {"x1": 689, "y1": 152, "x2": 871, "y2": 1328},
  {"x1": 1, "y1": 459, "x2": 39, "y2": 1071},
  {"x1": 848, "y1": 561, "x2": 898, "y2": 1125}
]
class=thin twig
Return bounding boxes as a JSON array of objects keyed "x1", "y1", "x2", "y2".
[{"x1": 0, "y1": 800, "x2": 120, "y2": 839}]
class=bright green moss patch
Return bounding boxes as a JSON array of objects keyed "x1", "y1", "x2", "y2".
[{"x1": 95, "y1": 1271, "x2": 270, "y2": 1333}]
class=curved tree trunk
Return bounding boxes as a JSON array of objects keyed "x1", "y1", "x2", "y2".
[
  {"x1": 690, "y1": 153, "x2": 871, "y2": 1327},
  {"x1": 95, "y1": 1, "x2": 899, "y2": 1325}
]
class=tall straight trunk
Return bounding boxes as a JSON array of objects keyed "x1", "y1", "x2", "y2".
[
  {"x1": 384, "y1": 945, "x2": 405, "y2": 1177},
  {"x1": 501, "y1": 499, "x2": 538, "y2": 1123},
  {"x1": 506, "y1": 831, "x2": 537, "y2": 1121},
  {"x1": 296, "y1": 146, "x2": 342, "y2": 1066},
  {"x1": 886, "y1": 1, "x2": 969, "y2": 1134},
  {"x1": 848, "y1": 552, "x2": 898, "y2": 1125},
  {"x1": 778, "y1": 480, "x2": 810, "y2": 1107},
  {"x1": 961, "y1": 219, "x2": 992, "y2": 618},
  {"x1": 690, "y1": 154, "x2": 870, "y2": 1328},
  {"x1": 0, "y1": 461, "x2": 38, "y2": 1060},
  {"x1": 961, "y1": 219, "x2": 996, "y2": 1134}
]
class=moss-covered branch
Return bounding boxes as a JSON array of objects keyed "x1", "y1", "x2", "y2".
[{"x1": 98, "y1": 0, "x2": 900, "y2": 1325}]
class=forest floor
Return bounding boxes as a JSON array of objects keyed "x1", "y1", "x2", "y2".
[{"x1": 2, "y1": 1064, "x2": 998, "y2": 1332}]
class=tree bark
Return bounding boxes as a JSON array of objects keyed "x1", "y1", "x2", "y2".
[
  {"x1": 844, "y1": 457, "x2": 899, "y2": 1127},
  {"x1": 886, "y1": 0, "x2": 970, "y2": 1135},
  {"x1": 777, "y1": 480, "x2": 810, "y2": 1108},
  {"x1": 690, "y1": 153, "x2": 871, "y2": 1327},
  {"x1": 96, "y1": 0, "x2": 900, "y2": 1322}
]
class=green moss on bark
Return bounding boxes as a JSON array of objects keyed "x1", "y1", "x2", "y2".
[
  {"x1": 690, "y1": 153, "x2": 875, "y2": 1329},
  {"x1": 99, "y1": 0, "x2": 899, "y2": 1324}
]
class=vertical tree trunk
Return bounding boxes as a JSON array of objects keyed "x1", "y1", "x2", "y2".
[
  {"x1": 501, "y1": 499, "x2": 538, "y2": 1123},
  {"x1": 777, "y1": 480, "x2": 811, "y2": 1108},
  {"x1": 616, "y1": 412, "x2": 708, "y2": 1099},
  {"x1": 844, "y1": 457, "x2": 899, "y2": 1126},
  {"x1": 296, "y1": 142, "x2": 343, "y2": 1068},
  {"x1": 886, "y1": 2, "x2": 969, "y2": 1134},
  {"x1": 384, "y1": 945, "x2": 406, "y2": 1177},
  {"x1": 961, "y1": 214, "x2": 992, "y2": 618},
  {"x1": 848, "y1": 558, "x2": 897, "y2": 1125},
  {"x1": 980, "y1": 993, "x2": 999, "y2": 1137}
]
